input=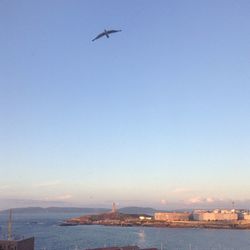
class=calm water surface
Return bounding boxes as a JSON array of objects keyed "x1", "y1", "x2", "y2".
[{"x1": 0, "y1": 212, "x2": 250, "y2": 250}]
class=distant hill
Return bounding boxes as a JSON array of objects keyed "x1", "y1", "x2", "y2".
[
  {"x1": 118, "y1": 206, "x2": 158, "y2": 215},
  {"x1": 1, "y1": 206, "x2": 171, "y2": 215},
  {"x1": 0, "y1": 207, "x2": 109, "y2": 214}
]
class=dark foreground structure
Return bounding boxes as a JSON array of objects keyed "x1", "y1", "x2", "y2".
[
  {"x1": 86, "y1": 246, "x2": 157, "y2": 250},
  {"x1": 0, "y1": 237, "x2": 34, "y2": 250}
]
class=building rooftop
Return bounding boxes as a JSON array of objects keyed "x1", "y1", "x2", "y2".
[
  {"x1": 0, "y1": 237, "x2": 34, "y2": 250},
  {"x1": 86, "y1": 246, "x2": 157, "y2": 250}
]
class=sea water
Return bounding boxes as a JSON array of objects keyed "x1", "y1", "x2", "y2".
[{"x1": 0, "y1": 212, "x2": 250, "y2": 250}]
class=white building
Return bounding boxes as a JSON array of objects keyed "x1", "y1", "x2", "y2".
[{"x1": 193, "y1": 210, "x2": 238, "y2": 221}]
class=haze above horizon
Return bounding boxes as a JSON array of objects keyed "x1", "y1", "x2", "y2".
[{"x1": 1, "y1": 0, "x2": 250, "y2": 210}]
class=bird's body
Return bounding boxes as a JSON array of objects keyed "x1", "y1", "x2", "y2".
[{"x1": 92, "y1": 29, "x2": 122, "y2": 41}]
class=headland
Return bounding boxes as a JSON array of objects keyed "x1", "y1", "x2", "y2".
[{"x1": 63, "y1": 211, "x2": 250, "y2": 230}]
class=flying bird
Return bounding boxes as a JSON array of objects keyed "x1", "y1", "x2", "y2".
[{"x1": 92, "y1": 29, "x2": 122, "y2": 42}]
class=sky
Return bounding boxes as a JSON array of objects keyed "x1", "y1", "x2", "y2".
[{"x1": 0, "y1": 0, "x2": 250, "y2": 210}]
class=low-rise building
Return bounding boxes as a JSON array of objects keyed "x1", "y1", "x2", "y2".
[
  {"x1": 238, "y1": 212, "x2": 250, "y2": 220},
  {"x1": 139, "y1": 216, "x2": 152, "y2": 220},
  {"x1": 0, "y1": 237, "x2": 34, "y2": 250},
  {"x1": 242, "y1": 214, "x2": 250, "y2": 220},
  {"x1": 154, "y1": 212, "x2": 191, "y2": 221},
  {"x1": 193, "y1": 211, "x2": 238, "y2": 221}
]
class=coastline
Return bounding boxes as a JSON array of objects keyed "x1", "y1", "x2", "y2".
[
  {"x1": 63, "y1": 212, "x2": 250, "y2": 230},
  {"x1": 61, "y1": 220, "x2": 250, "y2": 230}
]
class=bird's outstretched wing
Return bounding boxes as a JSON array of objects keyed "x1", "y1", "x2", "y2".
[
  {"x1": 107, "y1": 29, "x2": 122, "y2": 35},
  {"x1": 92, "y1": 31, "x2": 106, "y2": 42},
  {"x1": 107, "y1": 30, "x2": 122, "y2": 34}
]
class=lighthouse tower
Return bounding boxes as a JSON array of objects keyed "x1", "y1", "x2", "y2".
[{"x1": 112, "y1": 202, "x2": 117, "y2": 213}]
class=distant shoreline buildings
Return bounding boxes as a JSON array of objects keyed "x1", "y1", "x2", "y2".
[{"x1": 154, "y1": 209, "x2": 250, "y2": 222}]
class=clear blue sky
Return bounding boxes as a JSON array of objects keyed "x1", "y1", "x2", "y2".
[{"x1": 1, "y1": 0, "x2": 250, "y2": 209}]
